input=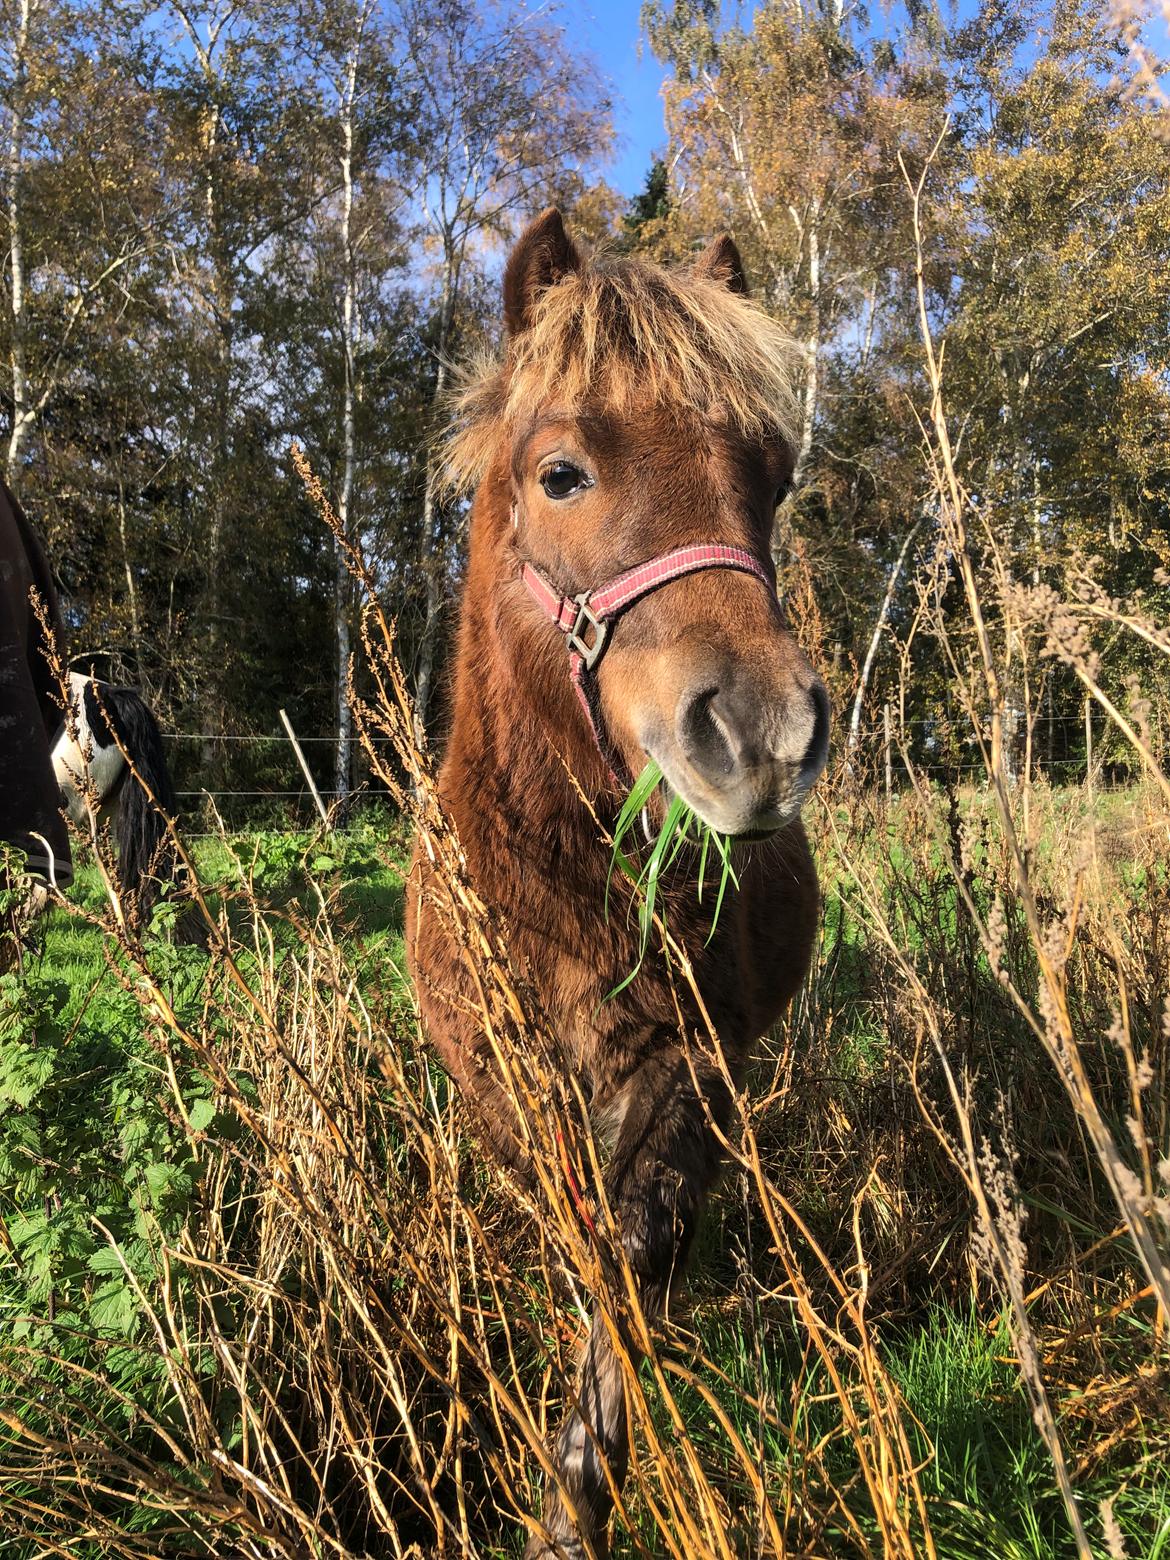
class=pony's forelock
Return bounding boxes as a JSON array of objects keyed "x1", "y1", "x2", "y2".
[{"x1": 443, "y1": 253, "x2": 803, "y2": 492}]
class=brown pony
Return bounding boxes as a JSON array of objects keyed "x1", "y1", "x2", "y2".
[{"x1": 406, "y1": 210, "x2": 828, "y2": 1558}]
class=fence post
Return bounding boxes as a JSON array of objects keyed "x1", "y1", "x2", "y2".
[
  {"x1": 280, "y1": 708, "x2": 330, "y2": 828},
  {"x1": 1084, "y1": 694, "x2": 1093, "y2": 807},
  {"x1": 883, "y1": 701, "x2": 893, "y2": 807}
]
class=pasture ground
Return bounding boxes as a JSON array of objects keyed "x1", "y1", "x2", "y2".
[{"x1": 1, "y1": 792, "x2": 1167, "y2": 1557}]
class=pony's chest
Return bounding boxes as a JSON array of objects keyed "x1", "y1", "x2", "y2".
[{"x1": 506, "y1": 833, "x2": 818, "y2": 1058}]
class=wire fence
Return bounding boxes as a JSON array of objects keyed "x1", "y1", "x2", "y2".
[
  {"x1": 167, "y1": 734, "x2": 363, "y2": 743},
  {"x1": 152, "y1": 703, "x2": 1136, "y2": 836},
  {"x1": 157, "y1": 728, "x2": 381, "y2": 832}
]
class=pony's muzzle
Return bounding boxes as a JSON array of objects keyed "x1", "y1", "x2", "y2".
[{"x1": 671, "y1": 671, "x2": 830, "y2": 833}]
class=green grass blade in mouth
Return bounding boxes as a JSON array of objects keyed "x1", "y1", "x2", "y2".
[
  {"x1": 606, "y1": 757, "x2": 664, "y2": 920},
  {"x1": 705, "y1": 828, "x2": 739, "y2": 946},
  {"x1": 605, "y1": 758, "x2": 740, "y2": 990},
  {"x1": 639, "y1": 791, "x2": 690, "y2": 963},
  {"x1": 613, "y1": 757, "x2": 663, "y2": 850}
]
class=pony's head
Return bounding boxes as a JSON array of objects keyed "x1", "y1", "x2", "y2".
[{"x1": 450, "y1": 209, "x2": 829, "y2": 837}]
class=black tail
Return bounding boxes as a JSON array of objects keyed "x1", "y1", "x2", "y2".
[{"x1": 103, "y1": 686, "x2": 186, "y2": 925}]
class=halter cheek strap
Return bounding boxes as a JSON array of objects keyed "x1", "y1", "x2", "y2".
[{"x1": 519, "y1": 532, "x2": 776, "y2": 787}]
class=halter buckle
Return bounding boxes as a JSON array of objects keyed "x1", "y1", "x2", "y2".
[{"x1": 567, "y1": 594, "x2": 608, "y2": 670}]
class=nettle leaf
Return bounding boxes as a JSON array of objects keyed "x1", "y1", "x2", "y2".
[
  {"x1": 88, "y1": 1246, "x2": 128, "y2": 1276},
  {"x1": 57, "y1": 1253, "x2": 91, "y2": 1286},
  {"x1": 24, "y1": 1255, "x2": 55, "y2": 1304},
  {"x1": 142, "y1": 1161, "x2": 193, "y2": 1207},
  {"x1": 89, "y1": 1279, "x2": 137, "y2": 1335},
  {"x1": 0, "y1": 1112, "x2": 43, "y2": 1173},
  {"x1": 232, "y1": 1072, "x2": 261, "y2": 1106},
  {"x1": 0, "y1": 973, "x2": 69, "y2": 1050},
  {"x1": 90, "y1": 1239, "x2": 156, "y2": 1287},
  {"x1": 9, "y1": 1208, "x2": 48, "y2": 1249},
  {"x1": 0, "y1": 1042, "x2": 56, "y2": 1108},
  {"x1": 187, "y1": 1097, "x2": 216, "y2": 1134},
  {"x1": 118, "y1": 1095, "x2": 157, "y2": 1160},
  {"x1": 44, "y1": 980, "x2": 71, "y2": 1015},
  {"x1": 54, "y1": 1216, "x2": 97, "y2": 1264}
]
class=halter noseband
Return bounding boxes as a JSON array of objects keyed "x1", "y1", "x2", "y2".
[{"x1": 519, "y1": 531, "x2": 775, "y2": 787}]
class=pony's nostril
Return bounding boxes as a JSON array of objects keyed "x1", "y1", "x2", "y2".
[
  {"x1": 676, "y1": 685, "x2": 737, "y2": 782},
  {"x1": 675, "y1": 676, "x2": 828, "y2": 797},
  {"x1": 800, "y1": 681, "x2": 831, "y2": 784}
]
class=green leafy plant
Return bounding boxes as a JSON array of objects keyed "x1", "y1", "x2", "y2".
[{"x1": 606, "y1": 759, "x2": 738, "y2": 995}]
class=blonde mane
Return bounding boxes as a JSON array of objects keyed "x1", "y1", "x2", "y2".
[{"x1": 445, "y1": 251, "x2": 804, "y2": 491}]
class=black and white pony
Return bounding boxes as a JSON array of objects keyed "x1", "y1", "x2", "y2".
[{"x1": 51, "y1": 672, "x2": 187, "y2": 924}]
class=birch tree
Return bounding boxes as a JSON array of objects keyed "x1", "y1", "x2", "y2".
[
  {"x1": 291, "y1": 0, "x2": 417, "y2": 805},
  {"x1": 3, "y1": 0, "x2": 35, "y2": 479},
  {"x1": 154, "y1": 0, "x2": 326, "y2": 750},
  {"x1": 642, "y1": 0, "x2": 941, "y2": 565},
  {"x1": 933, "y1": 0, "x2": 1170, "y2": 759},
  {"x1": 1, "y1": 0, "x2": 159, "y2": 487}
]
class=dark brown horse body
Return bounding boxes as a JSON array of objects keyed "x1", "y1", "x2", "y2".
[
  {"x1": 407, "y1": 211, "x2": 827, "y2": 1558},
  {"x1": 0, "y1": 478, "x2": 72, "y2": 893}
]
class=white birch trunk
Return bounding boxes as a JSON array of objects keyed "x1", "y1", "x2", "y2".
[
  {"x1": 773, "y1": 205, "x2": 820, "y2": 572},
  {"x1": 116, "y1": 474, "x2": 144, "y2": 683},
  {"x1": 791, "y1": 214, "x2": 820, "y2": 492},
  {"x1": 846, "y1": 519, "x2": 922, "y2": 759},
  {"x1": 204, "y1": 101, "x2": 228, "y2": 677},
  {"x1": 5, "y1": 0, "x2": 33, "y2": 479},
  {"x1": 334, "y1": 40, "x2": 361, "y2": 807},
  {"x1": 5, "y1": 1, "x2": 147, "y2": 486},
  {"x1": 411, "y1": 260, "x2": 456, "y2": 752},
  {"x1": 171, "y1": 10, "x2": 231, "y2": 763}
]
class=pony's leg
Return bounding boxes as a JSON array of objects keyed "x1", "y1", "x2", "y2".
[{"x1": 525, "y1": 1046, "x2": 731, "y2": 1560}]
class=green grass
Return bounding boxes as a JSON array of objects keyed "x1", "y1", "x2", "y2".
[
  {"x1": 630, "y1": 1296, "x2": 1169, "y2": 1559},
  {"x1": 0, "y1": 821, "x2": 409, "y2": 1338}
]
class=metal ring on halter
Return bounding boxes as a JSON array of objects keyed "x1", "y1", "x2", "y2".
[{"x1": 566, "y1": 595, "x2": 608, "y2": 670}]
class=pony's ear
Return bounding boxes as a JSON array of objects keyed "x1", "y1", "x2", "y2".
[
  {"x1": 694, "y1": 234, "x2": 748, "y2": 296},
  {"x1": 504, "y1": 208, "x2": 580, "y2": 335}
]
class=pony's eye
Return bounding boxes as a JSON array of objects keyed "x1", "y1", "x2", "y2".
[
  {"x1": 540, "y1": 461, "x2": 588, "y2": 500},
  {"x1": 774, "y1": 480, "x2": 792, "y2": 509}
]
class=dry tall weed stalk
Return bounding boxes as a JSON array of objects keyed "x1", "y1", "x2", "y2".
[{"x1": 828, "y1": 136, "x2": 1170, "y2": 1559}]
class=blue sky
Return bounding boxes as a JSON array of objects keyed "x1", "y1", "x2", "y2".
[
  {"x1": 572, "y1": 0, "x2": 1170, "y2": 199},
  {"x1": 580, "y1": 2, "x2": 670, "y2": 197}
]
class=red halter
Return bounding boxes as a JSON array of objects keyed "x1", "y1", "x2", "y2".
[{"x1": 520, "y1": 538, "x2": 776, "y2": 787}]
